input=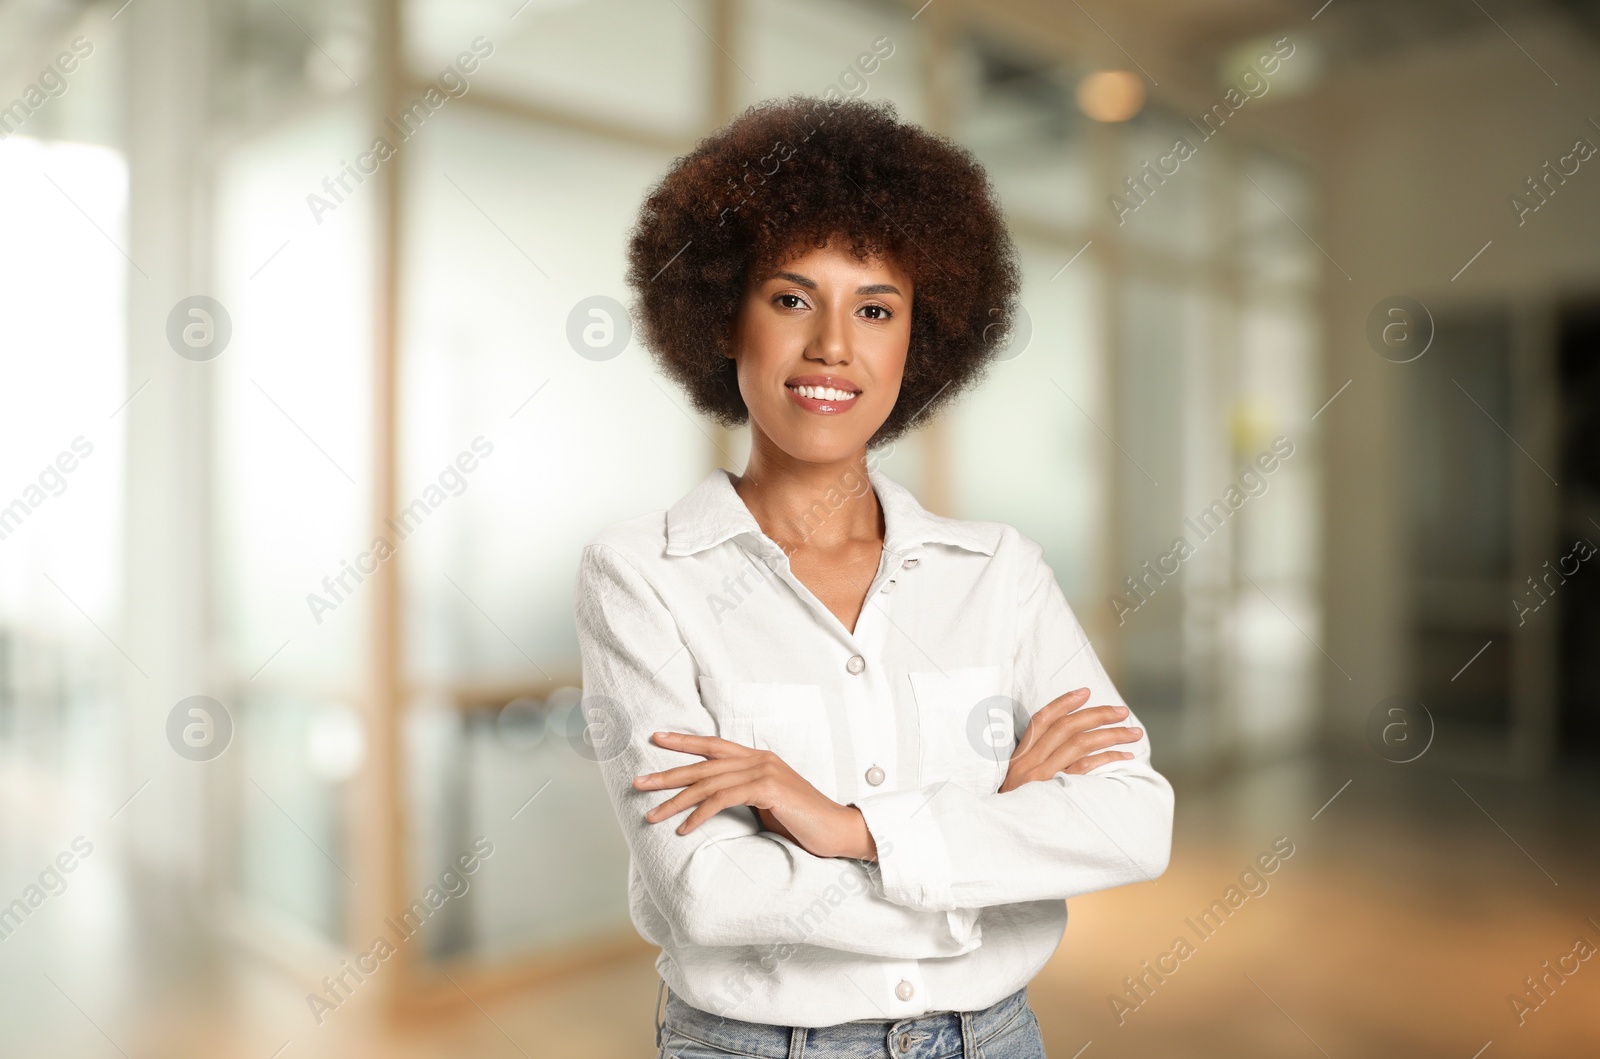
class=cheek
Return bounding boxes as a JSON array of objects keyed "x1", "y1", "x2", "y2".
[
  {"x1": 871, "y1": 340, "x2": 909, "y2": 401},
  {"x1": 729, "y1": 320, "x2": 783, "y2": 399}
]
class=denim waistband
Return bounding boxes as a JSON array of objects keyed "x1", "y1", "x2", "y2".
[{"x1": 655, "y1": 980, "x2": 1031, "y2": 1058}]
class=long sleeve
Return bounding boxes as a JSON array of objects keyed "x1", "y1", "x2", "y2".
[
  {"x1": 575, "y1": 542, "x2": 983, "y2": 958},
  {"x1": 852, "y1": 533, "x2": 1174, "y2": 911}
]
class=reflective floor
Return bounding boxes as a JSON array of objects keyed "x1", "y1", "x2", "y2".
[{"x1": 2, "y1": 748, "x2": 1597, "y2": 1058}]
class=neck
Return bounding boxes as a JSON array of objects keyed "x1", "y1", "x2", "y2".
[{"x1": 733, "y1": 434, "x2": 881, "y2": 555}]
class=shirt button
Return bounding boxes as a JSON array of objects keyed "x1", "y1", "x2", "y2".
[
  {"x1": 846, "y1": 654, "x2": 866, "y2": 675},
  {"x1": 895, "y1": 979, "x2": 915, "y2": 1001},
  {"x1": 902, "y1": 557, "x2": 919, "y2": 569},
  {"x1": 865, "y1": 765, "x2": 885, "y2": 786},
  {"x1": 881, "y1": 578, "x2": 895, "y2": 593}
]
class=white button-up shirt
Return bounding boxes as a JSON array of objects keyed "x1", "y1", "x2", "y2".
[{"x1": 574, "y1": 464, "x2": 1174, "y2": 1028}]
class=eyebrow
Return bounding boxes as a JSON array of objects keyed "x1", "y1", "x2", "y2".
[{"x1": 766, "y1": 271, "x2": 903, "y2": 297}]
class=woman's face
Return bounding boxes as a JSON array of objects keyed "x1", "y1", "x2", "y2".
[{"x1": 727, "y1": 238, "x2": 912, "y2": 465}]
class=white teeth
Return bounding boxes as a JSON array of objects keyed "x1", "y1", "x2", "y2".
[{"x1": 790, "y1": 384, "x2": 857, "y2": 401}]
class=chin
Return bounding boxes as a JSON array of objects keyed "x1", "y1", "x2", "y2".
[{"x1": 761, "y1": 417, "x2": 880, "y2": 466}]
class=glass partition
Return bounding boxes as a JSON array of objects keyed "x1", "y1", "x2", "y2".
[
  {"x1": 947, "y1": 239, "x2": 1105, "y2": 606},
  {"x1": 0, "y1": 134, "x2": 128, "y2": 802},
  {"x1": 736, "y1": 0, "x2": 925, "y2": 121},
  {"x1": 1116, "y1": 277, "x2": 1208, "y2": 720},
  {"x1": 395, "y1": 100, "x2": 708, "y2": 959},
  {"x1": 404, "y1": 0, "x2": 710, "y2": 140},
  {"x1": 213, "y1": 96, "x2": 374, "y2": 941},
  {"x1": 951, "y1": 29, "x2": 1095, "y2": 233},
  {"x1": 398, "y1": 104, "x2": 707, "y2": 691},
  {"x1": 1117, "y1": 104, "x2": 1217, "y2": 258}
]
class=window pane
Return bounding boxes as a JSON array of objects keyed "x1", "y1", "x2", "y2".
[
  {"x1": 0, "y1": 136, "x2": 128, "y2": 798},
  {"x1": 737, "y1": 0, "x2": 925, "y2": 123},
  {"x1": 1241, "y1": 150, "x2": 1320, "y2": 288},
  {"x1": 212, "y1": 99, "x2": 374, "y2": 944},
  {"x1": 952, "y1": 32, "x2": 1094, "y2": 233},
  {"x1": 212, "y1": 0, "x2": 373, "y2": 124},
  {"x1": 948, "y1": 240, "x2": 1104, "y2": 606},
  {"x1": 1117, "y1": 278, "x2": 1213, "y2": 714},
  {"x1": 1117, "y1": 106, "x2": 1216, "y2": 257},
  {"x1": 213, "y1": 99, "x2": 373, "y2": 691},
  {"x1": 1232, "y1": 294, "x2": 1320, "y2": 751},
  {"x1": 404, "y1": 0, "x2": 710, "y2": 139},
  {"x1": 398, "y1": 105, "x2": 709, "y2": 690},
  {"x1": 404, "y1": 699, "x2": 630, "y2": 960}
]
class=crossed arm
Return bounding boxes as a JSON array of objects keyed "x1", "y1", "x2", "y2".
[
  {"x1": 576, "y1": 537, "x2": 1174, "y2": 952},
  {"x1": 634, "y1": 687, "x2": 1145, "y2": 860}
]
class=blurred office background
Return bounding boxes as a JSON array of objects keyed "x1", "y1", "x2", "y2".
[{"x1": 1, "y1": 0, "x2": 1597, "y2": 1055}]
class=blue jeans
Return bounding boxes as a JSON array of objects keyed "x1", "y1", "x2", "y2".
[{"x1": 654, "y1": 979, "x2": 1048, "y2": 1058}]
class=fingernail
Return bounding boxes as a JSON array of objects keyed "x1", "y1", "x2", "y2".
[
  {"x1": 1115, "y1": 706, "x2": 1128, "y2": 716},
  {"x1": 1075, "y1": 686, "x2": 1090, "y2": 695},
  {"x1": 1129, "y1": 727, "x2": 1143, "y2": 736}
]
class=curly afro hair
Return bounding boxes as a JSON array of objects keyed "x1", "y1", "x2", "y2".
[{"x1": 624, "y1": 94, "x2": 1021, "y2": 450}]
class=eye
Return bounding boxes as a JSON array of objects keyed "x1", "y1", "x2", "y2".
[
  {"x1": 774, "y1": 293, "x2": 808, "y2": 310},
  {"x1": 860, "y1": 304, "x2": 892, "y2": 321}
]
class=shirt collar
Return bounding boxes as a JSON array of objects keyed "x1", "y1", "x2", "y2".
[{"x1": 664, "y1": 463, "x2": 1001, "y2": 560}]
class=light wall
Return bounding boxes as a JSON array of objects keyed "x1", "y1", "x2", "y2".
[{"x1": 1306, "y1": 19, "x2": 1600, "y2": 770}]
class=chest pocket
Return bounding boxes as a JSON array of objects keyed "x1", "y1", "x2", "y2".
[
  {"x1": 697, "y1": 677, "x2": 843, "y2": 801},
  {"x1": 908, "y1": 664, "x2": 1015, "y2": 795}
]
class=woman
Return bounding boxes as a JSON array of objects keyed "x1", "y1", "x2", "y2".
[{"x1": 574, "y1": 95, "x2": 1174, "y2": 1058}]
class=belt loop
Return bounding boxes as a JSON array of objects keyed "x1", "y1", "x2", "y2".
[
  {"x1": 960, "y1": 1008, "x2": 977, "y2": 1057},
  {"x1": 654, "y1": 978, "x2": 667, "y2": 1048},
  {"x1": 787, "y1": 1023, "x2": 806, "y2": 1059}
]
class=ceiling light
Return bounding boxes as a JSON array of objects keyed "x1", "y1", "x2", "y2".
[{"x1": 1077, "y1": 69, "x2": 1146, "y2": 122}]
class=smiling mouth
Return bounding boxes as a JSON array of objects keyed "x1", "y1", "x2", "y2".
[{"x1": 785, "y1": 383, "x2": 860, "y2": 402}]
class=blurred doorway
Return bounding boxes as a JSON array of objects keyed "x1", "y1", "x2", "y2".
[{"x1": 1556, "y1": 299, "x2": 1600, "y2": 769}]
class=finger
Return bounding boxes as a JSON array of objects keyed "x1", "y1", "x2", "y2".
[
  {"x1": 1044, "y1": 701, "x2": 1129, "y2": 731},
  {"x1": 1013, "y1": 697, "x2": 1089, "y2": 755},
  {"x1": 1039, "y1": 686, "x2": 1093, "y2": 713},
  {"x1": 676, "y1": 773, "x2": 774, "y2": 834},
  {"x1": 1019, "y1": 703, "x2": 1127, "y2": 751},
  {"x1": 635, "y1": 754, "x2": 745, "y2": 791},
  {"x1": 644, "y1": 766, "x2": 759, "y2": 823},
  {"x1": 1060, "y1": 750, "x2": 1136, "y2": 775},
  {"x1": 1032, "y1": 705, "x2": 1133, "y2": 755},
  {"x1": 1020, "y1": 689, "x2": 1092, "y2": 741},
  {"x1": 1015, "y1": 705, "x2": 1131, "y2": 764},
  {"x1": 1071, "y1": 723, "x2": 1144, "y2": 752},
  {"x1": 649, "y1": 730, "x2": 750, "y2": 757},
  {"x1": 1040, "y1": 726, "x2": 1143, "y2": 774},
  {"x1": 637, "y1": 732, "x2": 768, "y2": 789}
]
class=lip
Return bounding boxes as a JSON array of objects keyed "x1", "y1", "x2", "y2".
[{"x1": 784, "y1": 374, "x2": 861, "y2": 415}]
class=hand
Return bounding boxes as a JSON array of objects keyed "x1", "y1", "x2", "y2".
[
  {"x1": 633, "y1": 732, "x2": 876, "y2": 860},
  {"x1": 1000, "y1": 688, "x2": 1142, "y2": 793}
]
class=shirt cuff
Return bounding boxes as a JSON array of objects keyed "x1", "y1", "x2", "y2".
[{"x1": 853, "y1": 785, "x2": 960, "y2": 913}]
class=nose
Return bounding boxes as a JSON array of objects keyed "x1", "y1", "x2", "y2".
[{"x1": 807, "y1": 301, "x2": 852, "y2": 366}]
